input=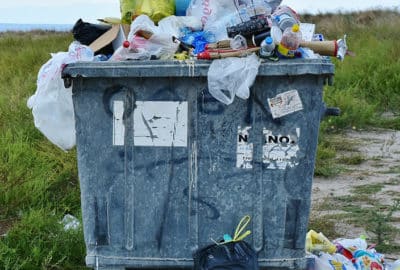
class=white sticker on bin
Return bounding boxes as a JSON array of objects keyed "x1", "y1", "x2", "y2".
[
  {"x1": 268, "y1": 90, "x2": 303, "y2": 119},
  {"x1": 262, "y1": 128, "x2": 300, "y2": 170},
  {"x1": 236, "y1": 126, "x2": 253, "y2": 169},
  {"x1": 133, "y1": 101, "x2": 188, "y2": 147},
  {"x1": 113, "y1": 100, "x2": 125, "y2": 146}
]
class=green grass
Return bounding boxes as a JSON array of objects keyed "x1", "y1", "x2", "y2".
[
  {"x1": 2, "y1": 10, "x2": 400, "y2": 268},
  {"x1": 0, "y1": 31, "x2": 87, "y2": 269}
]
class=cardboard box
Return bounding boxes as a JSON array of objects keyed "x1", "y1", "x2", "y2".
[{"x1": 89, "y1": 24, "x2": 131, "y2": 53}]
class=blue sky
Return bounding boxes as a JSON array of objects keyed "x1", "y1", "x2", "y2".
[{"x1": 1, "y1": 0, "x2": 399, "y2": 24}]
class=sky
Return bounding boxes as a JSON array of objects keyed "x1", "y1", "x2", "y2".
[{"x1": 0, "y1": 0, "x2": 399, "y2": 24}]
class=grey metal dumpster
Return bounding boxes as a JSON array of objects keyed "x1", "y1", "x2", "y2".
[{"x1": 62, "y1": 59, "x2": 334, "y2": 270}]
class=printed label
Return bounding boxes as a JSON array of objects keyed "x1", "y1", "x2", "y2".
[
  {"x1": 113, "y1": 100, "x2": 125, "y2": 146},
  {"x1": 236, "y1": 126, "x2": 253, "y2": 169},
  {"x1": 263, "y1": 128, "x2": 300, "y2": 170},
  {"x1": 268, "y1": 90, "x2": 303, "y2": 119},
  {"x1": 133, "y1": 101, "x2": 188, "y2": 147}
]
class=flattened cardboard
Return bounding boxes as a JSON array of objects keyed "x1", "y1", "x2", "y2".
[{"x1": 89, "y1": 24, "x2": 130, "y2": 53}]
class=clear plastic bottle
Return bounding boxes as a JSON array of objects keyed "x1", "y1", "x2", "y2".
[
  {"x1": 259, "y1": 36, "x2": 275, "y2": 58},
  {"x1": 277, "y1": 23, "x2": 302, "y2": 58}
]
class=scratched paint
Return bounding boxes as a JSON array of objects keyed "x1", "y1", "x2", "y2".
[
  {"x1": 267, "y1": 90, "x2": 303, "y2": 119},
  {"x1": 236, "y1": 126, "x2": 253, "y2": 169},
  {"x1": 113, "y1": 100, "x2": 125, "y2": 146},
  {"x1": 263, "y1": 128, "x2": 300, "y2": 170},
  {"x1": 133, "y1": 101, "x2": 188, "y2": 147}
]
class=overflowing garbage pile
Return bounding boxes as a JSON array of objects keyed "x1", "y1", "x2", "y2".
[
  {"x1": 306, "y1": 230, "x2": 400, "y2": 270},
  {"x1": 27, "y1": 0, "x2": 349, "y2": 150},
  {"x1": 72, "y1": 0, "x2": 347, "y2": 62}
]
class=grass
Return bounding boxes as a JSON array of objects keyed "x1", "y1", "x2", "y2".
[
  {"x1": 1, "y1": 10, "x2": 400, "y2": 269},
  {"x1": 311, "y1": 183, "x2": 400, "y2": 253},
  {"x1": 0, "y1": 31, "x2": 87, "y2": 269}
]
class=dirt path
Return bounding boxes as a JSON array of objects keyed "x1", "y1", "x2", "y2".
[{"x1": 311, "y1": 129, "x2": 400, "y2": 258}]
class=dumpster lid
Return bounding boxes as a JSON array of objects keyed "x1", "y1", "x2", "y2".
[{"x1": 62, "y1": 58, "x2": 334, "y2": 79}]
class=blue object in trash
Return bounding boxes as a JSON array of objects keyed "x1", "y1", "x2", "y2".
[
  {"x1": 175, "y1": 0, "x2": 191, "y2": 16},
  {"x1": 181, "y1": 31, "x2": 216, "y2": 54}
]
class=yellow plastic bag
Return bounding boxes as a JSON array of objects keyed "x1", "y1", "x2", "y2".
[
  {"x1": 120, "y1": 0, "x2": 136, "y2": 24},
  {"x1": 306, "y1": 230, "x2": 337, "y2": 254},
  {"x1": 120, "y1": 0, "x2": 175, "y2": 24}
]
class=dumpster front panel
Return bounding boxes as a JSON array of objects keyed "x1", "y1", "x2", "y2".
[{"x1": 69, "y1": 60, "x2": 333, "y2": 269}]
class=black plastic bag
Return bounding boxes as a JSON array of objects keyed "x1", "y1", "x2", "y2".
[
  {"x1": 72, "y1": 19, "x2": 114, "y2": 56},
  {"x1": 193, "y1": 240, "x2": 259, "y2": 270}
]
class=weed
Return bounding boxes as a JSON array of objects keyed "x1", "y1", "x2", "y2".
[
  {"x1": 308, "y1": 213, "x2": 341, "y2": 240},
  {"x1": 379, "y1": 166, "x2": 400, "y2": 174},
  {"x1": 352, "y1": 183, "x2": 384, "y2": 195},
  {"x1": 384, "y1": 178, "x2": 400, "y2": 185},
  {"x1": 364, "y1": 200, "x2": 400, "y2": 251},
  {"x1": 338, "y1": 154, "x2": 365, "y2": 165}
]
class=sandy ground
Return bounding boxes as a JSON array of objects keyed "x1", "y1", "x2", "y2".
[{"x1": 311, "y1": 129, "x2": 400, "y2": 258}]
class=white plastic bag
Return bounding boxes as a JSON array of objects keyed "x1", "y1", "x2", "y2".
[
  {"x1": 187, "y1": 0, "x2": 239, "y2": 40},
  {"x1": 27, "y1": 42, "x2": 94, "y2": 151},
  {"x1": 158, "y1": 15, "x2": 202, "y2": 37},
  {"x1": 312, "y1": 252, "x2": 356, "y2": 270},
  {"x1": 126, "y1": 15, "x2": 179, "y2": 60},
  {"x1": 187, "y1": 0, "x2": 237, "y2": 26},
  {"x1": 208, "y1": 53, "x2": 260, "y2": 105}
]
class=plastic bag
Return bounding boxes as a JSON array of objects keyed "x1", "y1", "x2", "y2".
[
  {"x1": 239, "y1": 0, "x2": 282, "y2": 13},
  {"x1": 187, "y1": 0, "x2": 239, "y2": 41},
  {"x1": 311, "y1": 253, "x2": 356, "y2": 270},
  {"x1": 120, "y1": 0, "x2": 175, "y2": 24},
  {"x1": 125, "y1": 15, "x2": 179, "y2": 60},
  {"x1": 334, "y1": 237, "x2": 368, "y2": 252},
  {"x1": 208, "y1": 53, "x2": 260, "y2": 105},
  {"x1": 27, "y1": 42, "x2": 94, "y2": 151},
  {"x1": 306, "y1": 230, "x2": 337, "y2": 254},
  {"x1": 193, "y1": 241, "x2": 259, "y2": 270},
  {"x1": 158, "y1": 15, "x2": 202, "y2": 37},
  {"x1": 120, "y1": 0, "x2": 135, "y2": 24},
  {"x1": 187, "y1": 0, "x2": 237, "y2": 25},
  {"x1": 193, "y1": 215, "x2": 258, "y2": 270},
  {"x1": 353, "y1": 249, "x2": 384, "y2": 270}
]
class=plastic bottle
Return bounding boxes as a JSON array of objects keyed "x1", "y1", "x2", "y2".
[
  {"x1": 259, "y1": 36, "x2": 275, "y2": 58},
  {"x1": 93, "y1": 54, "x2": 109, "y2": 61},
  {"x1": 277, "y1": 23, "x2": 302, "y2": 58},
  {"x1": 272, "y1": 5, "x2": 300, "y2": 31},
  {"x1": 274, "y1": 14, "x2": 297, "y2": 32}
]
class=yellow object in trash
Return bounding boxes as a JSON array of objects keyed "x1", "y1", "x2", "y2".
[
  {"x1": 120, "y1": 0, "x2": 136, "y2": 24},
  {"x1": 174, "y1": 51, "x2": 189, "y2": 60},
  {"x1": 120, "y1": 0, "x2": 175, "y2": 24},
  {"x1": 306, "y1": 230, "x2": 337, "y2": 254}
]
